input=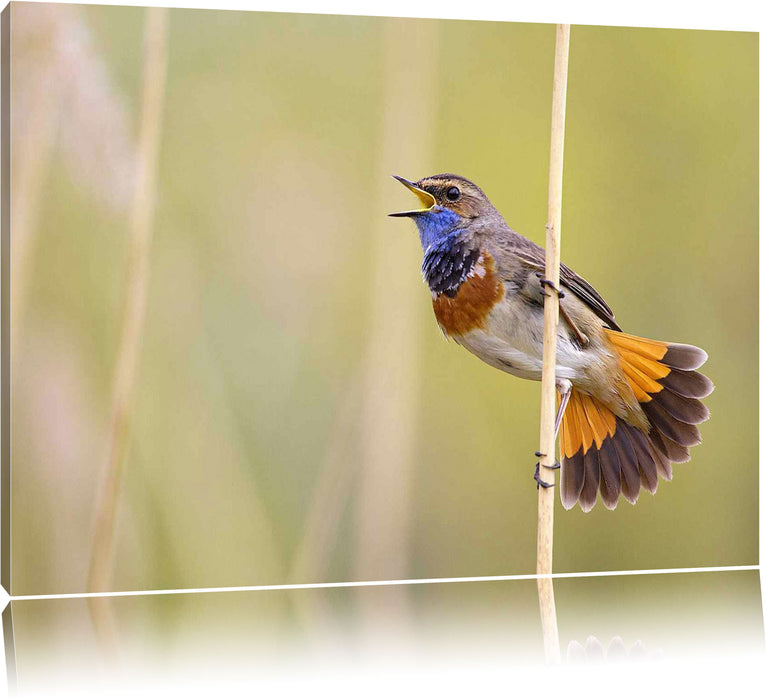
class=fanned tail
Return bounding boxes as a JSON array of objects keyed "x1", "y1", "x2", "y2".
[{"x1": 559, "y1": 331, "x2": 713, "y2": 511}]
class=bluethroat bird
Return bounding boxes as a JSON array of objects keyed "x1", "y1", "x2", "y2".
[{"x1": 390, "y1": 174, "x2": 713, "y2": 512}]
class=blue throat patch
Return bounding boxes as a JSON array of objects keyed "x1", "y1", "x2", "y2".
[
  {"x1": 413, "y1": 207, "x2": 462, "y2": 251},
  {"x1": 416, "y1": 210, "x2": 478, "y2": 298}
]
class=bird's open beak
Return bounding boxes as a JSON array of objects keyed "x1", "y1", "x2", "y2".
[{"x1": 388, "y1": 175, "x2": 436, "y2": 217}]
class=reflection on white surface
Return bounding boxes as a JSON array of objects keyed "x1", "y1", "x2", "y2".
[
  {"x1": 3, "y1": 569, "x2": 764, "y2": 696},
  {"x1": 566, "y1": 635, "x2": 655, "y2": 663}
]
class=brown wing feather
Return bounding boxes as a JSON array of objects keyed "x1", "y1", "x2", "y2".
[{"x1": 512, "y1": 244, "x2": 621, "y2": 331}]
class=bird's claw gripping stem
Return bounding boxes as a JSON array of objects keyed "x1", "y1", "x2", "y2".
[
  {"x1": 534, "y1": 460, "x2": 560, "y2": 489},
  {"x1": 538, "y1": 276, "x2": 565, "y2": 298},
  {"x1": 536, "y1": 273, "x2": 589, "y2": 348}
]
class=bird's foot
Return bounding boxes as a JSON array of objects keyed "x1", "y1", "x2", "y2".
[
  {"x1": 537, "y1": 275, "x2": 565, "y2": 298},
  {"x1": 534, "y1": 460, "x2": 560, "y2": 489}
]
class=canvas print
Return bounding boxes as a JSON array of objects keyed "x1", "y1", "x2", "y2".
[
  {"x1": 0, "y1": 2, "x2": 765, "y2": 693},
  {"x1": 1, "y1": 3, "x2": 758, "y2": 600}
]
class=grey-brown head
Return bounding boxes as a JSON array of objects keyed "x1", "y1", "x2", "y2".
[
  {"x1": 390, "y1": 173, "x2": 498, "y2": 220},
  {"x1": 389, "y1": 173, "x2": 503, "y2": 250}
]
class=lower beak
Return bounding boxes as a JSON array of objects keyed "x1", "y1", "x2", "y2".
[{"x1": 389, "y1": 175, "x2": 436, "y2": 217}]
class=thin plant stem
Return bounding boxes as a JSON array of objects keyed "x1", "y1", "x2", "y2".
[
  {"x1": 286, "y1": 382, "x2": 360, "y2": 643},
  {"x1": 87, "y1": 7, "x2": 168, "y2": 643},
  {"x1": 291, "y1": 376, "x2": 362, "y2": 583},
  {"x1": 353, "y1": 18, "x2": 438, "y2": 633},
  {"x1": 536, "y1": 23, "x2": 571, "y2": 666},
  {"x1": 9, "y1": 67, "x2": 60, "y2": 358}
]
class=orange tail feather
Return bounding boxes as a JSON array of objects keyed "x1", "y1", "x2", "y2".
[{"x1": 559, "y1": 331, "x2": 713, "y2": 511}]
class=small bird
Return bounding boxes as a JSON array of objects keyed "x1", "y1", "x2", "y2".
[{"x1": 390, "y1": 173, "x2": 713, "y2": 511}]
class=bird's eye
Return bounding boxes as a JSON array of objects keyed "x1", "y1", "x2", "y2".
[{"x1": 446, "y1": 186, "x2": 461, "y2": 201}]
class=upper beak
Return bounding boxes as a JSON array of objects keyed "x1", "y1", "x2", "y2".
[{"x1": 388, "y1": 175, "x2": 436, "y2": 217}]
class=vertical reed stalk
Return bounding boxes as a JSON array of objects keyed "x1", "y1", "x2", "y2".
[
  {"x1": 87, "y1": 5, "x2": 168, "y2": 611},
  {"x1": 354, "y1": 18, "x2": 438, "y2": 630},
  {"x1": 291, "y1": 378, "x2": 362, "y2": 586},
  {"x1": 290, "y1": 377, "x2": 362, "y2": 633},
  {"x1": 536, "y1": 23, "x2": 571, "y2": 666},
  {"x1": 9, "y1": 49, "x2": 62, "y2": 357}
]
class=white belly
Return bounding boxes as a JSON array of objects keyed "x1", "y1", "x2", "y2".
[{"x1": 454, "y1": 297, "x2": 589, "y2": 383}]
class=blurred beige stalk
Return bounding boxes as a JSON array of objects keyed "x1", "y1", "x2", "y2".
[
  {"x1": 289, "y1": 377, "x2": 362, "y2": 633},
  {"x1": 354, "y1": 19, "x2": 439, "y2": 631},
  {"x1": 10, "y1": 4, "x2": 134, "y2": 355},
  {"x1": 87, "y1": 6, "x2": 168, "y2": 644}
]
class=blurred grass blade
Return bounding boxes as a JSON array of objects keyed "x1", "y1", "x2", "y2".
[
  {"x1": 354, "y1": 17, "x2": 439, "y2": 633},
  {"x1": 10, "y1": 4, "x2": 134, "y2": 356},
  {"x1": 87, "y1": 5, "x2": 169, "y2": 641},
  {"x1": 290, "y1": 376, "x2": 362, "y2": 631}
]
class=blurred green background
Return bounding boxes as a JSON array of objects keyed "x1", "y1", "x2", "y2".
[{"x1": 10, "y1": 4, "x2": 757, "y2": 596}]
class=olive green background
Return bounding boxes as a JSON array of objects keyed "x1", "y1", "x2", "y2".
[{"x1": 10, "y1": 5, "x2": 758, "y2": 595}]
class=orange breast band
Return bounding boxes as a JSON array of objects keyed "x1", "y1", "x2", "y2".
[{"x1": 432, "y1": 251, "x2": 504, "y2": 337}]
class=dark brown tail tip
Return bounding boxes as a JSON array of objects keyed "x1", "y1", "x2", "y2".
[
  {"x1": 663, "y1": 343, "x2": 708, "y2": 371},
  {"x1": 659, "y1": 368, "x2": 714, "y2": 399},
  {"x1": 642, "y1": 400, "x2": 702, "y2": 447},
  {"x1": 560, "y1": 450, "x2": 585, "y2": 510},
  {"x1": 578, "y1": 450, "x2": 600, "y2": 513},
  {"x1": 653, "y1": 387, "x2": 710, "y2": 425}
]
